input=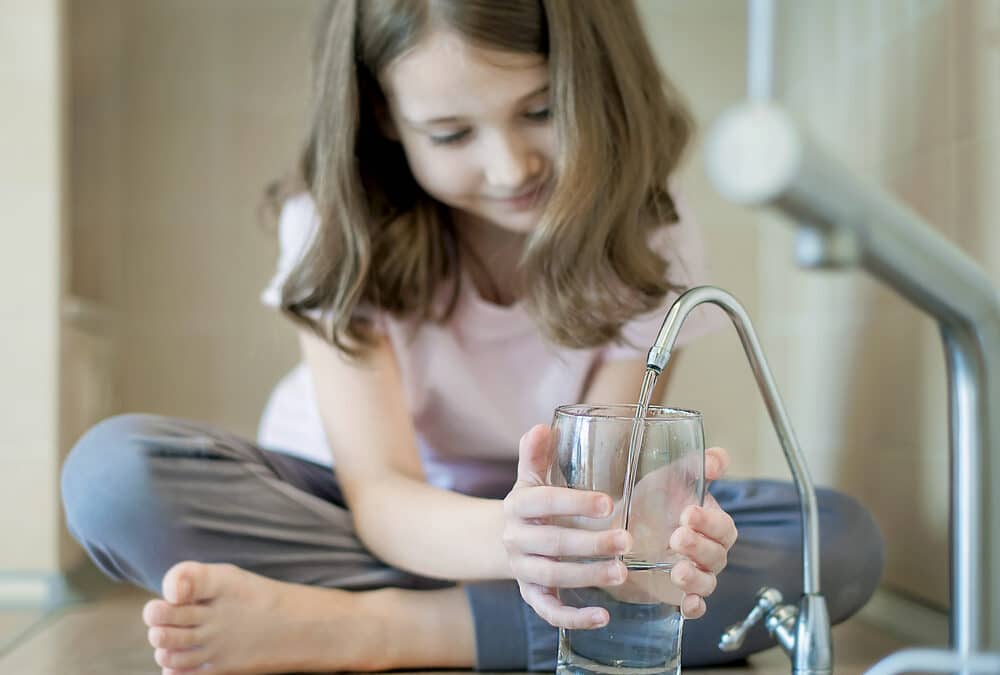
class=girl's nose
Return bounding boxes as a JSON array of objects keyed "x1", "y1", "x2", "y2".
[{"x1": 484, "y1": 133, "x2": 543, "y2": 190}]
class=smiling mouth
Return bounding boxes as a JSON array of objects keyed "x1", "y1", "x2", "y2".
[{"x1": 491, "y1": 183, "x2": 548, "y2": 202}]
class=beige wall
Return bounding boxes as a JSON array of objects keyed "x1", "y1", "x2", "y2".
[
  {"x1": 1, "y1": 0, "x2": 320, "y2": 579},
  {"x1": 636, "y1": 1, "x2": 763, "y2": 480},
  {"x1": 84, "y1": 1, "x2": 317, "y2": 439},
  {"x1": 644, "y1": 0, "x2": 999, "y2": 611},
  {"x1": 647, "y1": 0, "x2": 999, "y2": 611},
  {"x1": 0, "y1": 0, "x2": 65, "y2": 574},
  {"x1": 756, "y1": 0, "x2": 999, "y2": 608},
  {"x1": 642, "y1": 0, "x2": 999, "y2": 611}
]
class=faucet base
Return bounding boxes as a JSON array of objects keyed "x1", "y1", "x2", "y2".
[{"x1": 793, "y1": 594, "x2": 833, "y2": 674}]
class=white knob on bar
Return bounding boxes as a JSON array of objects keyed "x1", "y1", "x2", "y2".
[{"x1": 705, "y1": 102, "x2": 801, "y2": 206}]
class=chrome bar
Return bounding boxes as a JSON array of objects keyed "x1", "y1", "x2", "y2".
[
  {"x1": 866, "y1": 648, "x2": 1000, "y2": 675},
  {"x1": 747, "y1": 0, "x2": 776, "y2": 101}
]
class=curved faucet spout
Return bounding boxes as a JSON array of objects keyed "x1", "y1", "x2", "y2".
[
  {"x1": 649, "y1": 285, "x2": 831, "y2": 672},
  {"x1": 647, "y1": 285, "x2": 819, "y2": 594}
]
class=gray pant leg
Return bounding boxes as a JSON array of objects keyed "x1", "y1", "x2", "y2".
[
  {"x1": 61, "y1": 413, "x2": 447, "y2": 595},
  {"x1": 468, "y1": 479, "x2": 885, "y2": 671}
]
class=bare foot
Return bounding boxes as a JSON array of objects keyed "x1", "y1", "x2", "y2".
[{"x1": 141, "y1": 561, "x2": 386, "y2": 674}]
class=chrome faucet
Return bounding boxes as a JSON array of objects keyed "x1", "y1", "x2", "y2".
[{"x1": 646, "y1": 284, "x2": 832, "y2": 674}]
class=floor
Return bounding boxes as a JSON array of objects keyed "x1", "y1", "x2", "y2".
[
  {"x1": 0, "y1": 609, "x2": 45, "y2": 652},
  {"x1": 0, "y1": 583, "x2": 915, "y2": 675}
]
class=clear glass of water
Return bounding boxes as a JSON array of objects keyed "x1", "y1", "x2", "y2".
[{"x1": 548, "y1": 404, "x2": 705, "y2": 675}]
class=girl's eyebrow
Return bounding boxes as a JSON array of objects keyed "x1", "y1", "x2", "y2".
[{"x1": 407, "y1": 85, "x2": 549, "y2": 126}]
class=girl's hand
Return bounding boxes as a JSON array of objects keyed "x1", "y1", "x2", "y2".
[
  {"x1": 502, "y1": 426, "x2": 737, "y2": 628},
  {"x1": 502, "y1": 424, "x2": 631, "y2": 630},
  {"x1": 601, "y1": 446, "x2": 736, "y2": 617},
  {"x1": 667, "y1": 446, "x2": 737, "y2": 618}
]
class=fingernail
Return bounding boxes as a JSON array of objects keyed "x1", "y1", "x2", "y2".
[
  {"x1": 708, "y1": 457, "x2": 719, "y2": 476},
  {"x1": 674, "y1": 565, "x2": 688, "y2": 584},
  {"x1": 589, "y1": 610, "x2": 607, "y2": 626},
  {"x1": 617, "y1": 531, "x2": 632, "y2": 553},
  {"x1": 681, "y1": 597, "x2": 704, "y2": 619}
]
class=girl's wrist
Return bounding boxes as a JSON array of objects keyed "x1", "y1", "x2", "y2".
[{"x1": 487, "y1": 497, "x2": 516, "y2": 580}]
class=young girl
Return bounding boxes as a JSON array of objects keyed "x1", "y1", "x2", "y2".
[{"x1": 61, "y1": 1, "x2": 884, "y2": 673}]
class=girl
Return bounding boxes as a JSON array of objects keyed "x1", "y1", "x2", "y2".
[{"x1": 61, "y1": 1, "x2": 884, "y2": 674}]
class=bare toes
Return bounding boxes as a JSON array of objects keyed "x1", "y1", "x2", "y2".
[
  {"x1": 162, "y1": 562, "x2": 202, "y2": 604},
  {"x1": 155, "y1": 646, "x2": 210, "y2": 671},
  {"x1": 148, "y1": 625, "x2": 206, "y2": 650},
  {"x1": 143, "y1": 599, "x2": 208, "y2": 627},
  {"x1": 162, "y1": 561, "x2": 234, "y2": 605}
]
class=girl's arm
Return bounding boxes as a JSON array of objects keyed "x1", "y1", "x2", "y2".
[{"x1": 298, "y1": 328, "x2": 511, "y2": 581}]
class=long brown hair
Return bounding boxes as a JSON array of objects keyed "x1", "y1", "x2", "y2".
[{"x1": 266, "y1": 0, "x2": 695, "y2": 356}]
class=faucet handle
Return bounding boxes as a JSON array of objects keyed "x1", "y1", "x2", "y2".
[{"x1": 718, "y1": 587, "x2": 784, "y2": 652}]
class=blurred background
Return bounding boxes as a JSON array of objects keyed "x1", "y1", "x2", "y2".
[{"x1": 1, "y1": 0, "x2": 997, "y2": 652}]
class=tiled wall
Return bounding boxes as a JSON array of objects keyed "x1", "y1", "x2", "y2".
[
  {"x1": 69, "y1": 0, "x2": 316, "y2": 443},
  {"x1": 0, "y1": 0, "x2": 63, "y2": 574},
  {"x1": 759, "y1": 0, "x2": 999, "y2": 608},
  {"x1": 642, "y1": 0, "x2": 998, "y2": 611}
]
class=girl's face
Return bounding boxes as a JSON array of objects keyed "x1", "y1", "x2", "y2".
[{"x1": 381, "y1": 31, "x2": 556, "y2": 234}]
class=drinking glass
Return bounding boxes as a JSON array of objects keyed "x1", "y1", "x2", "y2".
[{"x1": 548, "y1": 404, "x2": 705, "y2": 675}]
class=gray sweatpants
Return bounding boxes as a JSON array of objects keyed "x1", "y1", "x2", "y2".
[{"x1": 60, "y1": 413, "x2": 884, "y2": 670}]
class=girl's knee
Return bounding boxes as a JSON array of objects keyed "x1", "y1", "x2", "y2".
[
  {"x1": 817, "y1": 487, "x2": 885, "y2": 562},
  {"x1": 719, "y1": 481, "x2": 884, "y2": 623},
  {"x1": 816, "y1": 487, "x2": 885, "y2": 621},
  {"x1": 61, "y1": 413, "x2": 165, "y2": 542}
]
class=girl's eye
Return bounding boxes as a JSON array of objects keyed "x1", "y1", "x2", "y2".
[
  {"x1": 525, "y1": 107, "x2": 551, "y2": 121},
  {"x1": 429, "y1": 129, "x2": 470, "y2": 146}
]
